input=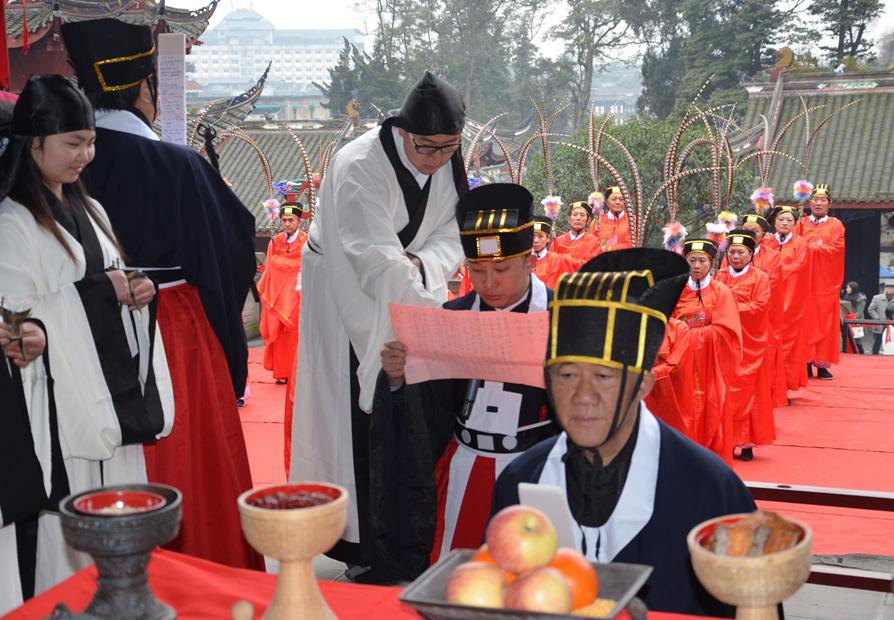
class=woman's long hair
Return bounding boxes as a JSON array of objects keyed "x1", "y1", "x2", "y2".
[{"x1": 7, "y1": 137, "x2": 125, "y2": 262}]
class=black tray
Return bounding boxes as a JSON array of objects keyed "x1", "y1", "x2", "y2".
[{"x1": 399, "y1": 549, "x2": 652, "y2": 619}]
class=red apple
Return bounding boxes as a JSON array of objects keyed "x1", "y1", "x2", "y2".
[
  {"x1": 444, "y1": 561, "x2": 506, "y2": 608},
  {"x1": 485, "y1": 505, "x2": 559, "y2": 573},
  {"x1": 505, "y1": 566, "x2": 573, "y2": 613}
]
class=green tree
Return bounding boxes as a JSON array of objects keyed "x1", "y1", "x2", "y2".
[{"x1": 809, "y1": 0, "x2": 883, "y2": 62}]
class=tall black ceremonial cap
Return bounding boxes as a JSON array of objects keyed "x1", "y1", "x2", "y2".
[
  {"x1": 741, "y1": 212, "x2": 771, "y2": 232},
  {"x1": 682, "y1": 238, "x2": 718, "y2": 259},
  {"x1": 727, "y1": 228, "x2": 757, "y2": 253},
  {"x1": 458, "y1": 183, "x2": 534, "y2": 262},
  {"x1": 533, "y1": 215, "x2": 553, "y2": 236},
  {"x1": 62, "y1": 19, "x2": 156, "y2": 93},
  {"x1": 11, "y1": 75, "x2": 94, "y2": 136},
  {"x1": 811, "y1": 183, "x2": 832, "y2": 201},
  {"x1": 546, "y1": 248, "x2": 689, "y2": 372},
  {"x1": 390, "y1": 71, "x2": 465, "y2": 136}
]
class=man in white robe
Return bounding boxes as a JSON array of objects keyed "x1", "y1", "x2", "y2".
[{"x1": 290, "y1": 71, "x2": 467, "y2": 568}]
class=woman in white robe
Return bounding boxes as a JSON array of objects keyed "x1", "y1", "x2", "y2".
[{"x1": 0, "y1": 76, "x2": 174, "y2": 595}]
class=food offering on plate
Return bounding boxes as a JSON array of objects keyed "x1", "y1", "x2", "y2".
[
  {"x1": 444, "y1": 505, "x2": 617, "y2": 616},
  {"x1": 704, "y1": 509, "x2": 803, "y2": 557}
]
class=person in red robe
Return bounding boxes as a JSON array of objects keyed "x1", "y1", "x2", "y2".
[
  {"x1": 764, "y1": 205, "x2": 810, "y2": 392},
  {"x1": 671, "y1": 239, "x2": 742, "y2": 464},
  {"x1": 644, "y1": 317, "x2": 695, "y2": 439},
  {"x1": 552, "y1": 200, "x2": 601, "y2": 262},
  {"x1": 796, "y1": 183, "x2": 846, "y2": 380},
  {"x1": 258, "y1": 202, "x2": 307, "y2": 383},
  {"x1": 728, "y1": 213, "x2": 787, "y2": 408},
  {"x1": 591, "y1": 186, "x2": 633, "y2": 252},
  {"x1": 532, "y1": 216, "x2": 584, "y2": 288},
  {"x1": 716, "y1": 230, "x2": 774, "y2": 461}
]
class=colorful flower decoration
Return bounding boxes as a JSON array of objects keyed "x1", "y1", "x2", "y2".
[
  {"x1": 541, "y1": 195, "x2": 563, "y2": 220},
  {"x1": 750, "y1": 186, "x2": 774, "y2": 214},
  {"x1": 467, "y1": 176, "x2": 483, "y2": 190},
  {"x1": 793, "y1": 179, "x2": 814, "y2": 204},
  {"x1": 662, "y1": 221, "x2": 688, "y2": 255},
  {"x1": 263, "y1": 198, "x2": 280, "y2": 220},
  {"x1": 587, "y1": 191, "x2": 605, "y2": 215},
  {"x1": 717, "y1": 211, "x2": 738, "y2": 231}
]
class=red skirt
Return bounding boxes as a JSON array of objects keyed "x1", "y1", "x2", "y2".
[{"x1": 144, "y1": 284, "x2": 264, "y2": 570}]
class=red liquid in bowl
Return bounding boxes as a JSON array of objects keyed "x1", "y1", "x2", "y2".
[
  {"x1": 247, "y1": 484, "x2": 340, "y2": 509},
  {"x1": 74, "y1": 490, "x2": 165, "y2": 515}
]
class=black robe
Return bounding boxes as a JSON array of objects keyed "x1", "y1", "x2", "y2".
[
  {"x1": 83, "y1": 127, "x2": 256, "y2": 397},
  {"x1": 492, "y1": 419, "x2": 756, "y2": 618},
  {"x1": 366, "y1": 286, "x2": 556, "y2": 583}
]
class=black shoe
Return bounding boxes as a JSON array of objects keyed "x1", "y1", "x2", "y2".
[
  {"x1": 817, "y1": 367, "x2": 833, "y2": 380},
  {"x1": 739, "y1": 447, "x2": 754, "y2": 461},
  {"x1": 806, "y1": 362, "x2": 814, "y2": 378},
  {"x1": 236, "y1": 398, "x2": 245, "y2": 408},
  {"x1": 275, "y1": 379, "x2": 287, "y2": 385}
]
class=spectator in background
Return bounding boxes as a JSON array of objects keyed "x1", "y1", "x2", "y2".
[
  {"x1": 842, "y1": 281, "x2": 868, "y2": 353},
  {"x1": 868, "y1": 283, "x2": 894, "y2": 355}
]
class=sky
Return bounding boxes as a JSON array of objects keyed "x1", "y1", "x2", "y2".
[{"x1": 178, "y1": 0, "x2": 893, "y2": 60}]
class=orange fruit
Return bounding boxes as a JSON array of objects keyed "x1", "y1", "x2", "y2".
[
  {"x1": 548, "y1": 547, "x2": 599, "y2": 609},
  {"x1": 470, "y1": 545, "x2": 518, "y2": 583}
]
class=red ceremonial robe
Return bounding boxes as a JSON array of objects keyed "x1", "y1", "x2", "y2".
[
  {"x1": 144, "y1": 284, "x2": 263, "y2": 570},
  {"x1": 257, "y1": 231, "x2": 307, "y2": 381},
  {"x1": 591, "y1": 211, "x2": 633, "y2": 252},
  {"x1": 533, "y1": 249, "x2": 584, "y2": 289},
  {"x1": 763, "y1": 234, "x2": 810, "y2": 390},
  {"x1": 551, "y1": 230, "x2": 601, "y2": 262},
  {"x1": 644, "y1": 317, "x2": 695, "y2": 439},
  {"x1": 671, "y1": 277, "x2": 742, "y2": 464},
  {"x1": 716, "y1": 265, "x2": 775, "y2": 446},
  {"x1": 796, "y1": 216, "x2": 846, "y2": 364}
]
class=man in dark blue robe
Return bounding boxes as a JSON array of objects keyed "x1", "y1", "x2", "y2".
[{"x1": 491, "y1": 248, "x2": 756, "y2": 618}]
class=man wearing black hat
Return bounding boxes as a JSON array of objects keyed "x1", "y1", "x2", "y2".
[
  {"x1": 61, "y1": 19, "x2": 261, "y2": 571},
  {"x1": 289, "y1": 71, "x2": 468, "y2": 568},
  {"x1": 371, "y1": 184, "x2": 557, "y2": 582},
  {"x1": 492, "y1": 249, "x2": 755, "y2": 617},
  {"x1": 715, "y1": 230, "x2": 774, "y2": 461}
]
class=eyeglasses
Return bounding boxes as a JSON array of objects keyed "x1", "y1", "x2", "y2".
[{"x1": 410, "y1": 135, "x2": 462, "y2": 156}]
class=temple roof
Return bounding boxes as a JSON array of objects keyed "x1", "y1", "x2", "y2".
[
  {"x1": 5, "y1": 0, "x2": 218, "y2": 49},
  {"x1": 742, "y1": 69, "x2": 894, "y2": 207}
]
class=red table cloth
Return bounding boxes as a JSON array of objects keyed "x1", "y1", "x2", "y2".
[{"x1": 3, "y1": 549, "x2": 719, "y2": 619}]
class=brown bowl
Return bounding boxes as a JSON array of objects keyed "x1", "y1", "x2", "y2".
[{"x1": 687, "y1": 513, "x2": 812, "y2": 612}]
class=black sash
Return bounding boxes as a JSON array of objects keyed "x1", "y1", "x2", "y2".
[
  {"x1": 378, "y1": 119, "x2": 468, "y2": 249},
  {"x1": 49, "y1": 189, "x2": 105, "y2": 275}
]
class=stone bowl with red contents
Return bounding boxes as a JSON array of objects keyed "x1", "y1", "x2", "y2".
[
  {"x1": 687, "y1": 511, "x2": 812, "y2": 620},
  {"x1": 237, "y1": 483, "x2": 348, "y2": 620}
]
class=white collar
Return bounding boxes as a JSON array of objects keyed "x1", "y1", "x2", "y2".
[
  {"x1": 537, "y1": 406, "x2": 661, "y2": 562},
  {"x1": 569, "y1": 229, "x2": 587, "y2": 241},
  {"x1": 287, "y1": 230, "x2": 301, "y2": 244},
  {"x1": 471, "y1": 274, "x2": 548, "y2": 313},
  {"x1": 729, "y1": 264, "x2": 750, "y2": 278},
  {"x1": 95, "y1": 109, "x2": 159, "y2": 141},
  {"x1": 535, "y1": 247, "x2": 549, "y2": 260},
  {"x1": 754, "y1": 244, "x2": 762, "y2": 256},
  {"x1": 391, "y1": 126, "x2": 429, "y2": 189},
  {"x1": 687, "y1": 273, "x2": 711, "y2": 291},
  {"x1": 776, "y1": 231, "x2": 793, "y2": 245},
  {"x1": 810, "y1": 214, "x2": 829, "y2": 224},
  {"x1": 606, "y1": 210, "x2": 626, "y2": 220}
]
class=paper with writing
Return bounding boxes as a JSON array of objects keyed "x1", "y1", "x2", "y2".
[{"x1": 388, "y1": 302, "x2": 548, "y2": 388}]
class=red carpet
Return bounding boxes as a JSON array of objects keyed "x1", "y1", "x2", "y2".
[
  {"x1": 732, "y1": 353, "x2": 894, "y2": 556},
  {"x1": 241, "y1": 349, "x2": 894, "y2": 556}
]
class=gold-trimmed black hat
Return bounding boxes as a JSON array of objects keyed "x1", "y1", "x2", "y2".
[
  {"x1": 604, "y1": 186, "x2": 623, "y2": 198},
  {"x1": 568, "y1": 200, "x2": 592, "y2": 217},
  {"x1": 682, "y1": 238, "x2": 718, "y2": 259},
  {"x1": 741, "y1": 212, "x2": 771, "y2": 232},
  {"x1": 280, "y1": 203, "x2": 305, "y2": 218},
  {"x1": 811, "y1": 183, "x2": 832, "y2": 201},
  {"x1": 533, "y1": 215, "x2": 553, "y2": 236},
  {"x1": 768, "y1": 204, "x2": 800, "y2": 223},
  {"x1": 727, "y1": 228, "x2": 756, "y2": 253},
  {"x1": 546, "y1": 248, "x2": 689, "y2": 373},
  {"x1": 459, "y1": 183, "x2": 534, "y2": 262},
  {"x1": 62, "y1": 19, "x2": 156, "y2": 94}
]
